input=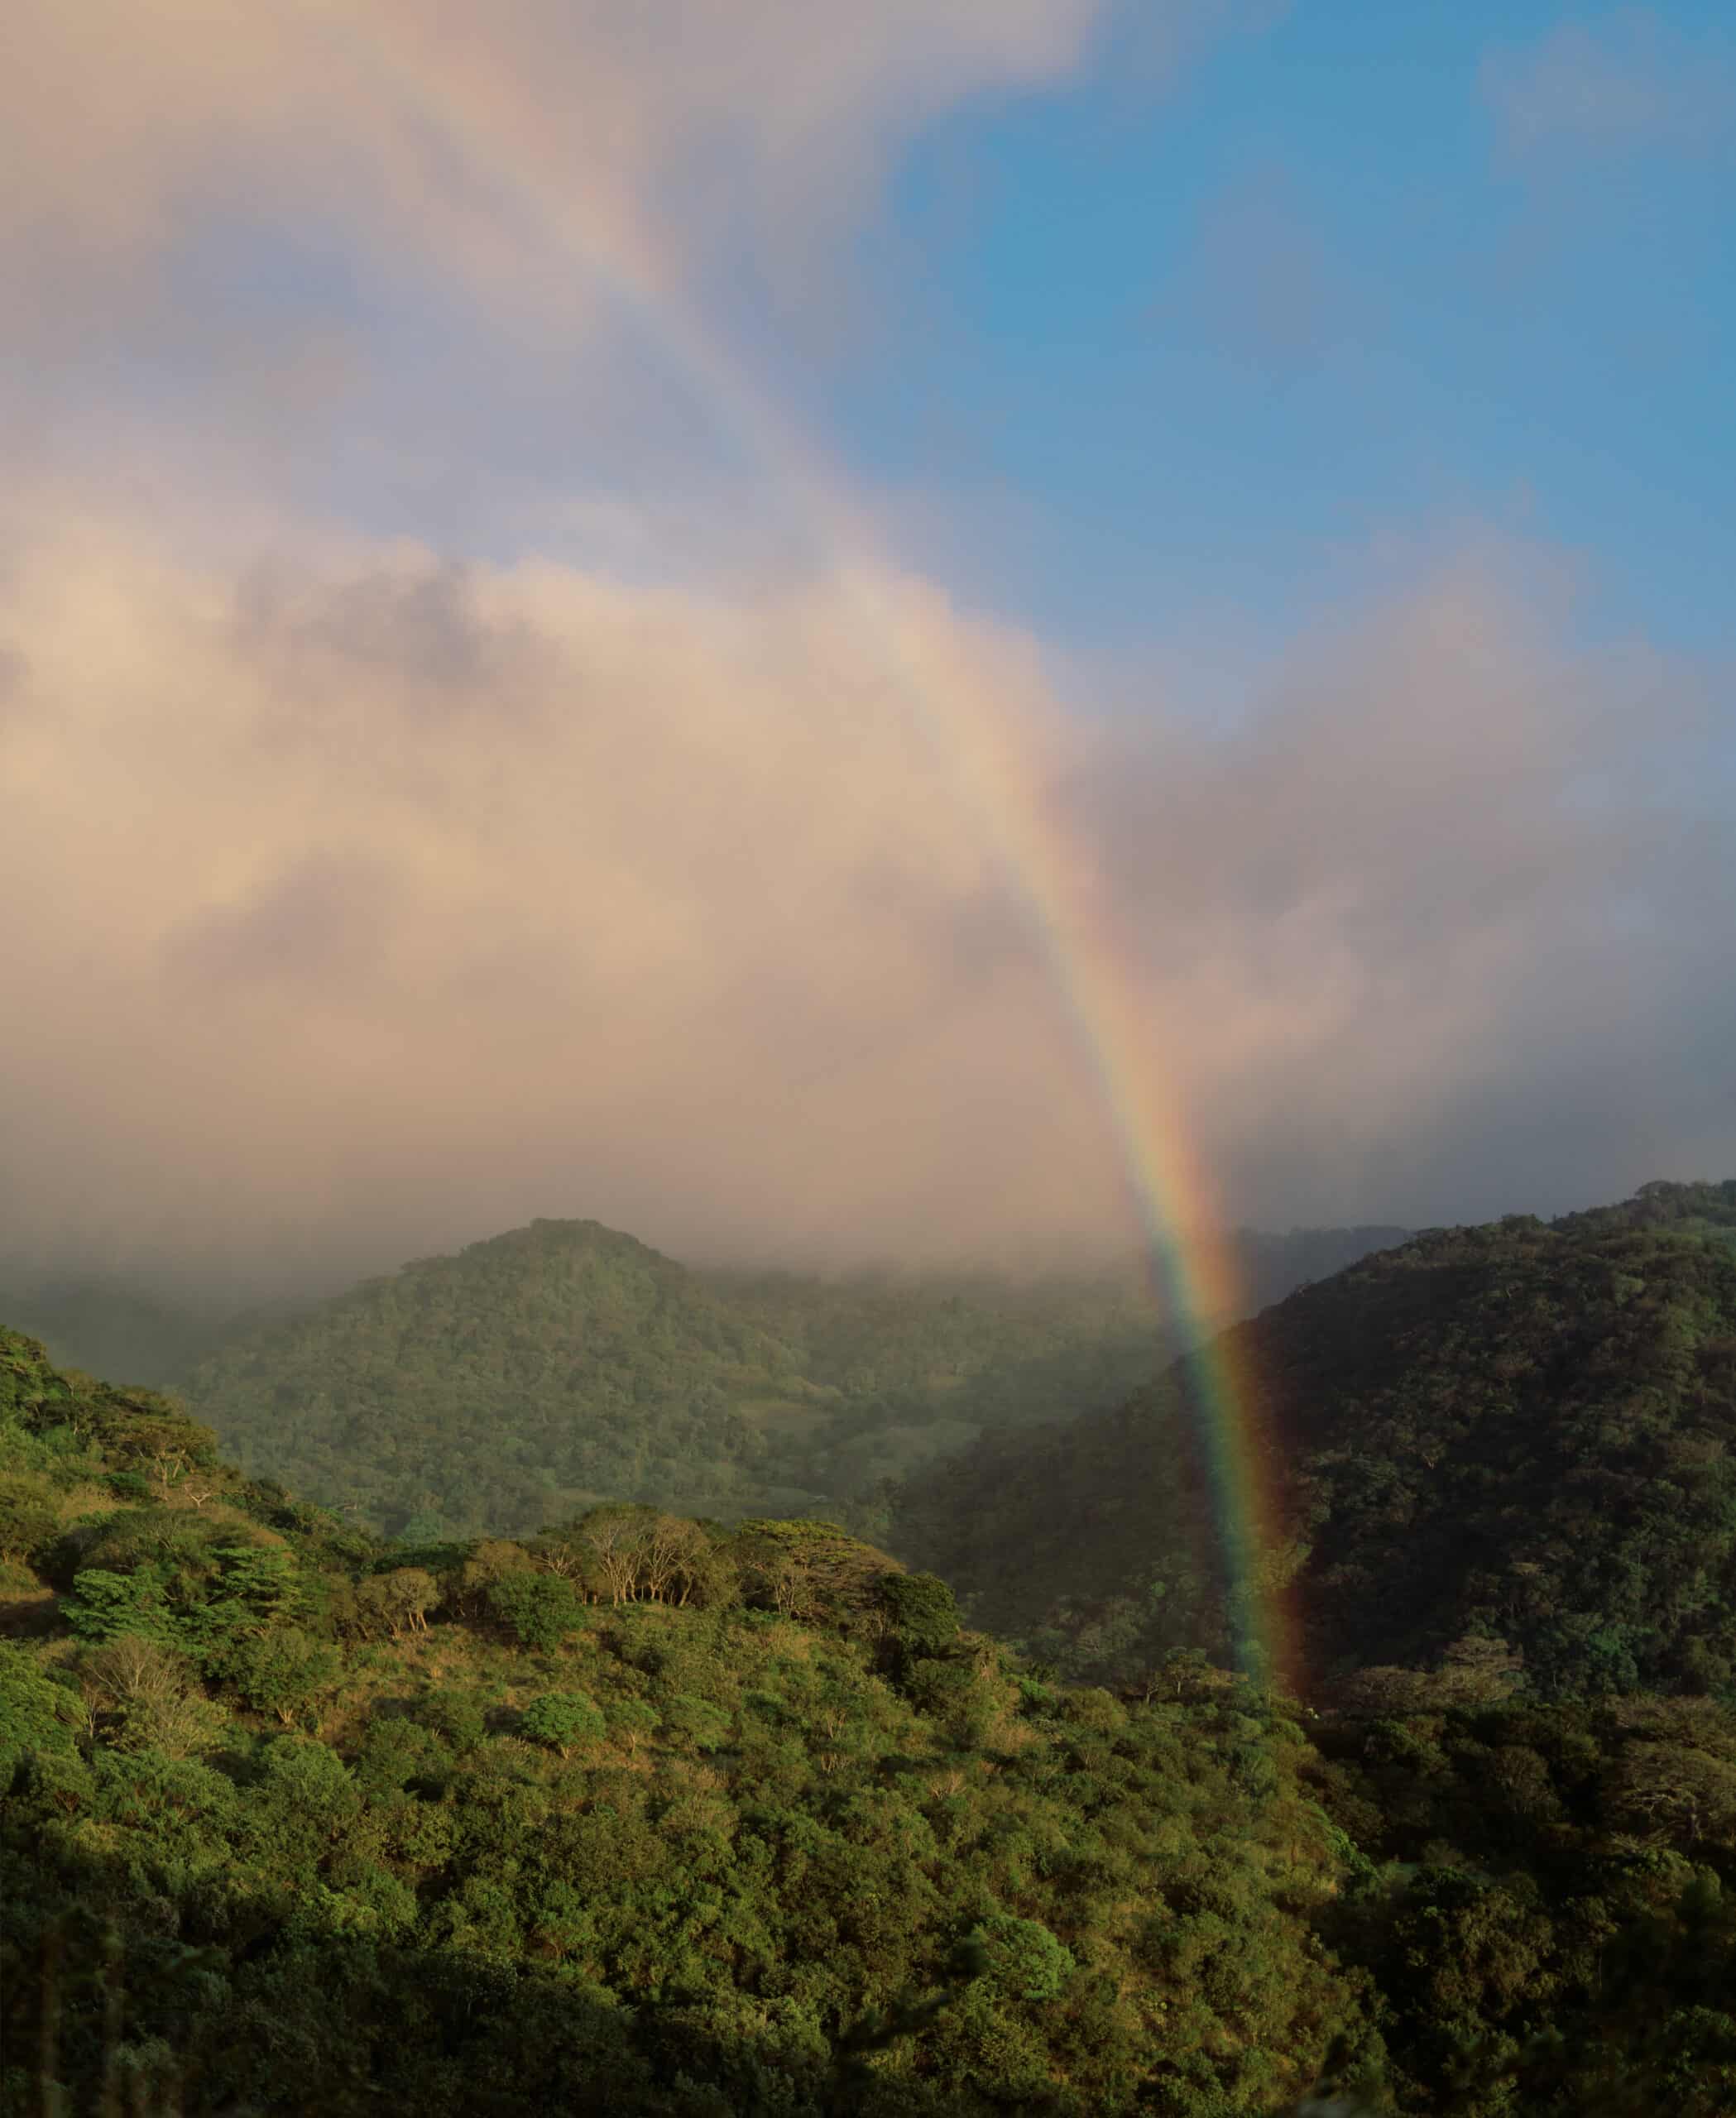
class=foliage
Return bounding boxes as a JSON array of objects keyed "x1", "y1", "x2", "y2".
[
  {"x1": 0, "y1": 1641, "x2": 79, "y2": 1780},
  {"x1": 878, "y1": 1569, "x2": 962, "y2": 1654},
  {"x1": 0, "y1": 1469, "x2": 60, "y2": 1561},
  {"x1": 894, "y1": 1181, "x2": 1736, "y2": 1699},
  {"x1": 518, "y1": 1689, "x2": 605, "y2": 1756},
  {"x1": 487, "y1": 1568, "x2": 581, "y2": 1649},
  {"x1": 2, "y1": 1325, "x2": 1385, "y2": 2116},
  {"x1": 967, "y1": 1911, "x2": 1076, "y2": 2001},
  {"x1": 1304, "y1": 1689, "x2": 1736, "y2": 2116},
  {"x1": 4, "y1": 1183, "x2": 1734, "y2": 2115},
  {"x1": 36, "y1": 1219, "x2": 1403, "y2": 1541},
  {"x1": 219, "y1": 1626, "x2": 343, "y2": 1724}
]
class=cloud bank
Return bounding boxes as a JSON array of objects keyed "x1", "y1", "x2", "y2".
[
  {"x1": 2, "y1": 496, "x2": 1728, "y2": 1287},
  {"x1": 1, "y1": 0, "x2": 1101, "y2": 355},
  {"x1": 0, "y1": 1, "x2": 1729, "y2": 1292}
]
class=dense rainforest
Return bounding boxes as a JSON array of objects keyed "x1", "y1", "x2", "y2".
[
  {"x1": 4, "y1": 1220, "x2": 1405, "y2": 1541},
  {"x1": 4, "y1": 1265, "x2": 1736, "y2": 2117},
  {"x1": 893, "y1": 1181, "x2": 1736, "y2": 1699}
]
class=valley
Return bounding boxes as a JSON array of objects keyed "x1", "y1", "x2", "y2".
[{"x1": 3, "y1": 1181, "x2": 1734, "y2": 2114}]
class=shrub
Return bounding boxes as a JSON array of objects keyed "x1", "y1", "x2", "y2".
[
  {"x1": 420, "y1": 1689, "x2": 489, "y2": 1753},
  {"x1": 490, "y1": 1572, "x2": 581, "y2": 1651},
  {"x1": 880, "y1": 1571, "x2": 961, "y2": 1653},
  {"x1": 455, "y1": 1538, "x2": 535, "y2": 1615},
  {"x1": 968, "y1": 1913, "x2": 1076, "y2": 2003},
  {"x1": 659, "y1": 1693, "x2": 731, "y2": 1753},
  {"x1": 79, "y1": 1636, "x2": 229, "y2": 1757},
  {"x1": 0, "y1": 1473, "x2": 60, "y2": 1562},
  {"x1": 354, "y1": 1567, "x2": 439, "y2": 1640},
  {"x1": 1062, "y1": 1687, "x2": 1127, "y2": 1735},
  {"x1": 519, "y1": 1690, "x2": 606, "y2": 1758},
  {"x1": 60, "y1": 1565, "x2": 178, "y2": 1646},
  {"x1": 0, "y1": 1641, "x2": 79, "y2": 1780},
  {"x1": 353, "y1": 1713, "x2": 455, "y2": 1795},
  {"x1": 606, "y1": 1699, "x2": 660, "y2": 1754},
  {"x1": 220, "y1": 1627, "x2": 343, "y2": 1726}
]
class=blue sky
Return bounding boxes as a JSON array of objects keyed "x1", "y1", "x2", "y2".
[
  {"x1": 815, "y1": 0, "x2": 1736, "y2": 662},
  {"x1": 40, "y1": 0, "x2": 1730, "y2": 671},
  {"x1": 132, "y1": 0, "x2": 1725, "y2": 697}
]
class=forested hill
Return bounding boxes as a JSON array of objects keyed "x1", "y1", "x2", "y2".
[
  {"x1": 1, "y1": 1224, "x2": 1407, "y2": 1410},
  {"x1": 138, "y1": 1218, "x2": 1408, "y2": 1539},
  {"x1": 892, "y1": 1180, "x2": 1736, "y2": 1699},
  {"x1": 176, "y1": 1220, "x2": 814, "y2": 1535},
  {"x1": 7, "y1": 1323, "x2": 1736, "y2": 2115}
]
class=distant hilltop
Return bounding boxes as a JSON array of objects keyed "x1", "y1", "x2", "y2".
[{"x1": 7, "y1": 1215, "x2": 1412, "y2": 1541}]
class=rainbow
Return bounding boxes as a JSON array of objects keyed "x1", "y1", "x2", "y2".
[{"x1": 283, "y1": 2, "x2": 1300, "y2": 1692}]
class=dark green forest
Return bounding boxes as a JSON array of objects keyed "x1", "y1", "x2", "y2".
[
  {"x1": 894, "y1": 1181, "x2": 1736, "y2": 1697},
  {"x1": 5, "y1": 1221, "x2": 1404, "y2": 1541},
  {"x1": 3, "y1": 1182, "x2": 1734, "y2": 2113}
]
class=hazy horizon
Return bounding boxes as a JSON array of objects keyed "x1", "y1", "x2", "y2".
[
  {"x1": 4, "y1": 2, "x2": 1731, "y2": 1292},
  {"x1": 0, "y1": 1173, "x2": 1690, "y2": 1315}
]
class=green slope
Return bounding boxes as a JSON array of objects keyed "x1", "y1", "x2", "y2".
[
  {"x1": 0, "y1": 1323, "x2": 1377, "y2": 2116},
  {"x1": 153, "y1": 1219, "x2": 1408, "y2": 1541},
  {"x1": 892, "y1": 1180, "x2": 1736, "y2": 1699},
  {"x1": 176, "y1": 1220, "x2": 819, "y2": 1534},
  {"x1": 5, "y1": 1325, "x2": 1735, "y2": 2114}
]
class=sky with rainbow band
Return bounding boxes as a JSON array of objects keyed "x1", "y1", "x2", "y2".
[{"x1": 2, "y1": 0, "x2": 1731, "y2": 1296}]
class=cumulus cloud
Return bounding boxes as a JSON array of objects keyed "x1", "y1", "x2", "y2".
[
  {"x1": 0, "y1": 0, "x2": 1132, "y2": 580},
  {"x1": 0, "y1": 0, "x2": 1103, "y2": 356},
  {"x1": 1072, "y1": 549, "x2": 1736, "y2": 1222},
  {"x1": 0, "y1": 495, "x2": 1099, "y2": 1281},
  {"x1": 0, "y1": 496, "x2": 1728, "y2": 1288}
]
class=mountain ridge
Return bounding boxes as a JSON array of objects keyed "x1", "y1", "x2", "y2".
[
  {"x1": 15, "y1": 1215, "x2": 1409, "y2": 1539},
  {"x1": 890, "y1": 1179, "x2": 1736, "y2": 1699}
]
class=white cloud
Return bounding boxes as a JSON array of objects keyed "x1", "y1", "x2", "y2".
[{"x1": 0, "y1": 0, "x2": 1105, "y2": 351}]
